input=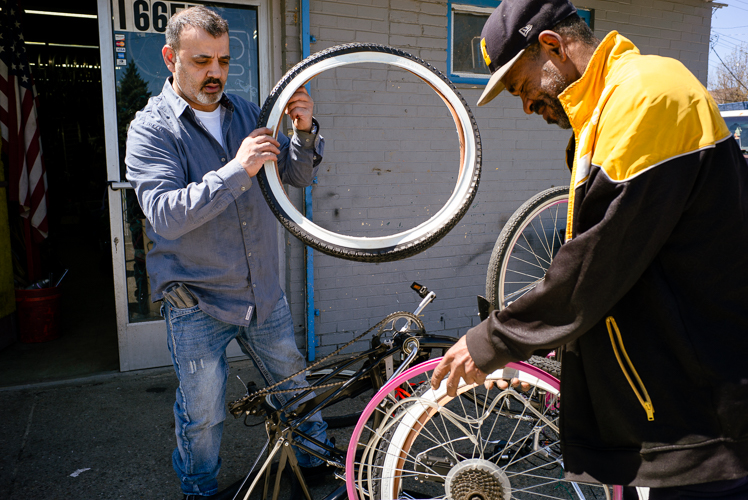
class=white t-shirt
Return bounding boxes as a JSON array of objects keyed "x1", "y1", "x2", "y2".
[{"x1": 193, "y1": 107, "x2": 226, "y2": 150}]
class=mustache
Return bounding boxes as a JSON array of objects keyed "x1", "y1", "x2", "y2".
[{"x1": 201, "y1": 78, "x2": 223, "y2": 88}]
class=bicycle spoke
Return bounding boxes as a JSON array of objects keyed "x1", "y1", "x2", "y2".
[
  {"x1": 433, "y1": 406, "x2": 461, "y2": 461},
  {"x1": 512, "y1": 240, "x2": 554, "y2": 269},
  {"x1": 505, "y1": 266, "x2": 547, "y2": 282},
  {"x1": 485, "y1": 390, "x2": 538, "y2": 463},
  {"x1": 508, "y1": 253, "x2": 551, "y2": 274},
  {"x1": 521, "y1": 228, "x2": 549, "y2": 273},
  {"x1": 488, "y1": 188, "x2": 569, "y2": 314},
  {"x1": 428, "y1": 414, "x2": 462, "y2": 463},
  {"x1": 410, "y1": 421, "x2": 466, "y2": 463},
  {"x1": 531, "y1": 217, "x2": 554, "y2": 262},
  {"x1": 347, "y1": 357, "x2": 588, "y2": 500},
  {"x1": 469, "y1": 388, "x2": 485, "y2": 459},
  {"x1": 454, "y1": 389, "x2": 479, "y2": 458},
  {"x1": 357, "y1": 421, "x2": 445, "y2": 479},
  {"x1": 511, "y1": 487, "x2": 575, "y2": 500},
  {"x1": 479, "y1": 392, "x2": 504, "y2": 458},
  {"x1": 548, "y1": 204, "x2": 564, "y2": 259},
  {"x1": 502, "y1": 280, "x2": 542, "y2": 303}
]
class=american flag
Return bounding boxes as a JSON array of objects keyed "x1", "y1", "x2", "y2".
[{"x1": 0, "y1": 0, "x2": 48, "y2": 239}]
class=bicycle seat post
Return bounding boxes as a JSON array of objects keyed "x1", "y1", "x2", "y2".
[
  {"x1": 413, "y1": 290, "x2": 436, "y2": 316},
  {"x1": 410, "y1": 282, "x2": 436, "y2": 317}
]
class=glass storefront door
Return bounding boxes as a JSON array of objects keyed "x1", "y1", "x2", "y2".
[{"x1": 98, "y1": 0, "x2": 268, "y2": 370}]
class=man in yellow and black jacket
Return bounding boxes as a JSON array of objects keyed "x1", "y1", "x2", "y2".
[{"x1": 432, "y1": 0, "x2": 748, "y2": 496}]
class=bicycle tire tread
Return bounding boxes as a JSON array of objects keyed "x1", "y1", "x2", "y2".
[
  {"x1": 256, "y1": 43, "x2": 482, "y2": 262},
  {"x1": 485, "y1": 186, "x2": 569, "y2": 310}
]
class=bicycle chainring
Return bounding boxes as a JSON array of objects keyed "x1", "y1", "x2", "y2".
[{"x1": 374, "y1": 311, "x2": 425, "y2": 344}]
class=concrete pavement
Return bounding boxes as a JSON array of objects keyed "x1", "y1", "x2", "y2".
[{"x1": 0, "y1": 359, "x2": 356, "y2": 500}]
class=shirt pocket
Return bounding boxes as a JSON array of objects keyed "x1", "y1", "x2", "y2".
[{"x1": 606, "y1": 316, "x2": 655, "y2": 422}]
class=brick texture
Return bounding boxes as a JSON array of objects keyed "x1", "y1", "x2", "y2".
[{"x1": 279, "y1": 0, "x2": 712, "y2": 355}]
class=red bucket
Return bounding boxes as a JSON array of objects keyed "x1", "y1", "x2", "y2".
[{"x1": 15, "y1": 287, "x2": 62, "y2": 343}]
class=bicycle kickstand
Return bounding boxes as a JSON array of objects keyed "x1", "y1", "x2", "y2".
[
  {"x1": 260, "y1": 426, "x2": 313, "y2": 500},
  {"x1": 278, "y1": 435, "x2": 314, "y2": 500}
]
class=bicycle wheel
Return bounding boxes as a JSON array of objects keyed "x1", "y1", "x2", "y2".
[
  {"x1": 257, "y1": 43, "x2": 482, "y2": 262},
  {"x1": 486, "y1": 186, "x2": 569, "y2": 311},
  {"x1": 346, "y1": 357, "x2": 619, "y2": 500}
]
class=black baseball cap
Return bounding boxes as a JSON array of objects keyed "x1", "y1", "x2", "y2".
[{"x1": 477, "y1": 0, "x2": 577, "y2": 106}]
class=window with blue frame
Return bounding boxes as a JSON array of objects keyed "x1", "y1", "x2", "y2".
[{"x1": 447, "y1": 1, "x2": 593, "y2": 84}]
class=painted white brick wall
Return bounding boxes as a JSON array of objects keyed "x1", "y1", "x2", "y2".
[{"x1": 279, "y1": 0, "x2": 713, "y2": 357}]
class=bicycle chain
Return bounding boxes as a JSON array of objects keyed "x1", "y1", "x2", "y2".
[{"x1": 229, "y1": 311, "x2": 424, "y2": 406}]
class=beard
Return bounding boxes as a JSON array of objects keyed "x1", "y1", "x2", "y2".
[
  {"x1": 174, "y1": 59, "x2": 224, "y2": 106},
  {"x1": 194, "y1": 78, "x2": 224, "y2": 105},
  {"x1": 530, "y1": 63, "x2": 573, "y2": 129}
]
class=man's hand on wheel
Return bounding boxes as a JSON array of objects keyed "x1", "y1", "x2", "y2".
[
  {"x1": 485, "y1": 378, "x2": 531, "y2": 392},
  {"x1": 431, "y1": 336, "x2": 486, "y2": 397},
  {"x1": 285, "y1": 86, "x2": 314, "y2": 133},
  {"x1": 236, "y1": 127, "x2": 281, "y2": 177},
  {"x1": 431, "y1": 335, "x2": 529, "y2": 396}
]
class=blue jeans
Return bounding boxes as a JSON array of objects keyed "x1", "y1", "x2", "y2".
[{"x1": 164, "y1": 295, "x2": 330, "y2": 497}]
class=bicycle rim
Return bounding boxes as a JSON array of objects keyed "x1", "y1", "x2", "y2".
[
  {"x1": 346, "y1": 358, "x2": 612, "y2": 500},
  {"x1": 486, "y1": 186, "x2": 569, "y2": 311},
  {"x1": 257, "y1": 43, "x2": 482, "y2": 262}
]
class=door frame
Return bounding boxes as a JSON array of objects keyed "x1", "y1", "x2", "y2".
[{"x1": 97, "y1": 0, "x2": 274, "y2": 371}]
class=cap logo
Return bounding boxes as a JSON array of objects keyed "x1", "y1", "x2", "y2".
[
  {"x1": 519, "y1": 25, "x2": 533, "y2": 37},
  {"x1": 480, "y1": 38, "x2": 491, "y2": 67}
]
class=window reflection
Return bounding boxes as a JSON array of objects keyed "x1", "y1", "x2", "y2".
[
  {"x1": 453, "y1": 11, "x2": 491, "y2": 76},
  {"x1": 122, "y1": 190, "x2": 159, "y2": 322},
  {"x1": 113, "y1": 4, "x2": 260, "y2": 323}
]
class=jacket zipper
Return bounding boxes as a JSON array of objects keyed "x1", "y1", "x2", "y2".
[{"x1": 605, "y1": 316, "x2": 655, "y2": 421}]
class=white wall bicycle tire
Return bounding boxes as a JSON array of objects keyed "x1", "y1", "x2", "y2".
[{"x1": 256, "y1": 43, "x2": 482, "y2": 262}]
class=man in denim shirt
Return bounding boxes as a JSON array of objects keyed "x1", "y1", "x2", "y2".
[{"x1": 125, "y1": 7, "x2": 329, "y2": 499}]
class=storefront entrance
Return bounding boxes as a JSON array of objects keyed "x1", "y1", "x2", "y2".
[
  {"x1": 1, "y1": 0, "x2": 271, "y2": 385},
  {"x1": 100, "y1": 0, "x2": 269, "y2": 371},
  {"x1": 0, "y1": 0, "x2": 118, "y2": 386}
]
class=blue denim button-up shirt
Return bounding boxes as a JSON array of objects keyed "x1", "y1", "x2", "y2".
[{"x1": 126, "y1": 78, "x2": 323, "y2": 326}]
